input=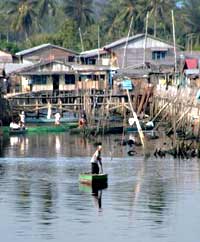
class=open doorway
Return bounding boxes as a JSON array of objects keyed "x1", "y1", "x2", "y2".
[{"x1": 52, "y1": 75, "x2": 59, "y2": 94}]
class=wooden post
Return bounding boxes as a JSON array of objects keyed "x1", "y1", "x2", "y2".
[
  {"x1": 35, "y1": 99, "x2": 39, "y2": 118},
  {"x1": 58, "y1": 98, "x2": 62, "y2": 115},
  {"x1": 172, "y1": 10, "x2": 177, "y2": 82},
  {"x1": 47, "y1": 101, "x2": 52, "y2": 119}
]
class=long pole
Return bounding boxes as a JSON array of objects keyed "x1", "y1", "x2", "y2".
[
  {"x1": 122, "y1": 15, "x2": 134, "y2": 68},
  {"x1": 98, "y1": 25, "x2": 100, "y2": 64},
  {"x1": 79, "y1": 27, "x2": 84, "y2": 52},
  {"x1": 171, "y1": 10, "x2": 177, "y2": 82},
  {"x1": 127, "y1": 89, "x2": 145, "y2": 148},
  {"x1": 143, "y1": 12, "x2": 149, "y2": 67}
]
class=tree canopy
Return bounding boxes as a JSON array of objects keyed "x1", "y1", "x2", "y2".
[{"x1": 0, "y1": 0, "x2": 199, "y2": 51}]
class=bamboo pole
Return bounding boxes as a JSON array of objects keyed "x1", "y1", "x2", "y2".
[
  {"x1": 172, "y1": 10, "x2": 177, "y2": 83},
  {"x1": 143, "y1": 12, "x2": 149, "y2": 66},
  {"x1": 122, "y1": 15, "x2": 134, "y2": 68},
  {"x1": 127, "y1": 89, "x2": 145, "y2": 148},
  {"x1": 151, "y1": 102, "x2": 169, "y2": 122}
]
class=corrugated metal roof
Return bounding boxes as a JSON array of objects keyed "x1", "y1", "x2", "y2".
[
  {"x1": 104, "y1": 34, "x2": 181, "y2": 50},
  {"x1": 19, "y1": 71, "x2": 75, "y2": 76},
  {"x1": 15, "y1": 60, "x2": 112, "y2": 75},
  {"x1": 104, "y1": 34, "x2": 144, "y2": 49},
  {"x1": 185, "y1": 59, "x2": 198, "y2": 69},
  {"x1": 80, "y1": 48, "x2": 108, "y2": 58},
  {"x1": 114, "y1": 68, "x2": 150, "y2": 79},
  {"x1": 73, "y1": 64, "x2": 111, "y2": 71},
  {"x1": 0, "y1": 63, "x2": 34, "y2": 74},
  {"x1": 15, "y1": 43, "x2": 79, "y2": 56},
  {"x1": 16, "y1": 60, "x2": 72, "y2": 74}
]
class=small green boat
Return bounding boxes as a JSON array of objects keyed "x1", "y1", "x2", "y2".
[
  {"x1": 9, "y1": 128, "x2": 28, "y2": 135},
  {"x1": 79, "y1": 173, "x2": 108, "y2": 185}
]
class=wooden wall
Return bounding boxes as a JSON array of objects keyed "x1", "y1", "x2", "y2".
[
  {"x1": 112, "y1": 48, "x2": 175, "y2": 68},
  {"x1": 22, "y1": 47, "x2": 76, "y2": 63}
]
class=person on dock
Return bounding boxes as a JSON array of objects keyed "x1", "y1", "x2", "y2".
[
  {"x1": 90, "y1": 145, "x2": 103, "y2": 174},
  {"x1": 19, "y1": 111, "x2": 25, "y2": 128},
  {"x1": 55, "y1": 112, "x2": 61, "y2": 125}
]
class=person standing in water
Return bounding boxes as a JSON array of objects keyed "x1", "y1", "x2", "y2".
[{"x1": 90, "y1": 145, "x2": 103, "y2": 174}]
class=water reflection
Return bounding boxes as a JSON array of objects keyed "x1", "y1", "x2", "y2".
[
  {"x1": 79, "y1": 183, "x2": 107, "y2": 212},
  {"x1": 0, "y1": 163, "x2": 6, "y2": 176},
  {"x1": 0, "y1": 136, "x2": 9, "y2": 157},
  {"x1": 4, "y1": 133, "x2": 97, "y2": 158},
  {"x1": 9, "y1": 135, "x2": 29, "y2": 156},
  {"x1": 37, "y1": 180, "x2": 57, "y2": 225},
  {"x1": 147, "y1": 180, "x2": 168, "y2": 224},
  {"x1": 55, "y1": 135, "x2": 61, "y2": 153},
  {"x1": 0, "y1": 134, "x2": 200, "y2": 242}
]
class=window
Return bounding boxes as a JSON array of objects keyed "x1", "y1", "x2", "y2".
[
  {"x1": 65, "y1": 74, "x2": 75, "y2": 84},
  {"x1": 68, "y1": 56, "x2": 75, "y2": 62},
  {"x1": 100, "y1": 75, "x2": 105, "y2": 80},
  {"x1": 32, "y1": 75, "x2": 47, "y2": 85},
  {"x1": 88, "y1": 59, "x2": 96, "y2": 65},
  {"x1": 152, "y1": 51, "x2": 166, "y2": 60}
]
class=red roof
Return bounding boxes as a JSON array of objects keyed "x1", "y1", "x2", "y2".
[{"x1": 185, "y1": 59, "x2": 198, "y2": 69}]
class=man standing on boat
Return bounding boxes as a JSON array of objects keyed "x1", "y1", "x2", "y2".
[{"x1": 90, "y1": 145, "x2": 103, "y2": 174}]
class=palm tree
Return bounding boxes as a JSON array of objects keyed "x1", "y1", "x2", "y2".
[
  {"x1": 5, "y1": 0, "x2": 38, "y2": 40},
  {"x1": 142, "y1": 0, "x2": 176, "y2": 37},
  {"x1": 102, "y1": 0, "x2": 143, "y2": 40},
  {"x1": 38, "y1": 0, "x2": 57, "y2": 18},
  {"x1": 64, "y1": 0, "x2": 95, "y2": 29},
  {"x1": 181, "y1": 0, "x2": 200, "y2": 48},
  {"x1": 37, "y1": 0, "x2": 58, "y2": 33}
]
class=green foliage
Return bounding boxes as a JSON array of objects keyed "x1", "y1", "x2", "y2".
[
  {"x1": 26, "y1": 19, "x2": 81, "y2": 51},
  {"x1": 0, "y1": 0, "x2": 199, "y2": 51},
  {"x1": 56, "y1": 19, "x2": 80, "y2": 50},
  {"x1": 63, "y1": 0, "x2": 94, "y2": 30},
  {"x1": 0, "y1": 41, "x2": 21, "y2": 54},
  {"x1": 4, "y1": 0, "x2": 39, "y2": 40}
]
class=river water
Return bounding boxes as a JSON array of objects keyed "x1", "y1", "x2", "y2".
[{"x1": 0, "y1": 132, "x2": 200, "y2": 242}]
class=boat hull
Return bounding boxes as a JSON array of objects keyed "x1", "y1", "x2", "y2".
[
  {"x1": 79, "y1": 173, "x2": 108, "y2": 185},
  {"x1": 25, "y1": 117, "x2": 78, "y2": 124},
  {"x1": 9, "y1": 128, "x2": 27, "y2": 135}
]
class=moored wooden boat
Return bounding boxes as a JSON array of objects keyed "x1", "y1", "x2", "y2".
[
  {"x1": 126, "y1": 124, "x2": 154, "y2": 132},
  {"x1": 27, "y1": 123, "x2": 78, "y2": 133},
  {"x1": 25, "y1": 117, "x2": 78, "y2": 124},
  {"x1": 70, "y1": 126, "x2": 123, "y2": 135},
  {"x1": 79, "y1": 173, "x2": 108, "y2": 185},
  {"x1": 2, "y1": 123, "x2": 78, "y2": 135},
  {"x1": 9, "y1": 128, "x2": 28, "y2": 135}
]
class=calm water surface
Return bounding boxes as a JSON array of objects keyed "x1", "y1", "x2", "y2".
[{"x1": 0, "y1": 132, "x2": 200, "y2": 242}]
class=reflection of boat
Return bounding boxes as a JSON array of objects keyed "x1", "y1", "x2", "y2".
[
  {"x1": 79, "y1": 173, "x2": 108, "y2": 186},
  {"x1": 79, "y1": 182, "x2": 108, "y2": 192},
  {"x1": 9, "y1": 128, "x2": 28, "y2": 135},
  {"x1": 79, "y1": 183, "x2": 107, "y2": 210}
]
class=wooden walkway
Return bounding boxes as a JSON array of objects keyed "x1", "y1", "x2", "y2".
[{"x1": 5, "y1": 88, "x2": 154, "y2": 131}]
